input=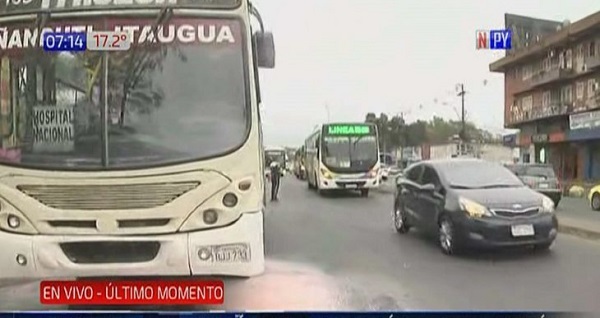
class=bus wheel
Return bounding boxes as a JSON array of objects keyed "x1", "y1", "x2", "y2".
[{"x1": 360, "y1": 189, "x2": 369, "y2": 197}]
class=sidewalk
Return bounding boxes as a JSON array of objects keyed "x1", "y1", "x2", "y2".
[
  {"x1": 556, "y1": 197, "x2": 600, "y2": 240},
  {"x1": 374, "y1": 182, "x2": 600, "y2": 241}
]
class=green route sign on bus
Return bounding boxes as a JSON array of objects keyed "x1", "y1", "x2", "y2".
[{"x1": 325, "y1": 124, "x2": 373, "y2": 136}]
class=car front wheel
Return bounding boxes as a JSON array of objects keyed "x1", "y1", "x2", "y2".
[
  {"x1": 439, "y1": 216, "x2": 461, "y2": 255},
  {"x1": 393, "y1": 203, "x2": 410, "y2": 233}
]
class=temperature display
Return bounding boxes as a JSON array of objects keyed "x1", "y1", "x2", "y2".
[{"x1": 87, "y1": 31, "x2": 132, "y2": 51}]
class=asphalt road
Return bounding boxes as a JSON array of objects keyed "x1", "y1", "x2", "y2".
[{"x1": 2, "y1": 176, "x2": 600, "y2": 311}]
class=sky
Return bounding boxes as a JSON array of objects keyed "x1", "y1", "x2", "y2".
[{"x1": 252, "y1": 0, "x2": 600, "y2": 147}]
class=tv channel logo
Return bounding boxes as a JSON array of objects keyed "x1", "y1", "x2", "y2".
[{"x1": 476, "y1": 29, "x2": 512, "y2": 50}]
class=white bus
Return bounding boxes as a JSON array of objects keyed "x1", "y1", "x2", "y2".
[
  {"x1": 264, "y1": 146, "x2": 287, "y2": 174},
  {"x1": 305, "y1": 123, "x2": 380, "y2": 197},
  {"x1": 0, "y1": 0, "x2": 274, "y2": 280}
]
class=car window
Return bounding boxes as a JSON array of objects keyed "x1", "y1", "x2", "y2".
[
  {"x1": 405, "y1": 165, "x2": 423, "y2": 182},
  {"x1": 421, "y1": 166, "x2": 441, "y2": 187},
  {"x1": 524, "y1": 166, "x2": 556, "y2": 178}
]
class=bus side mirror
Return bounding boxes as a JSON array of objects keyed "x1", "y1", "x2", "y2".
[{"x1": 255, "y1": 32, "x2": 275, "y2": 69}]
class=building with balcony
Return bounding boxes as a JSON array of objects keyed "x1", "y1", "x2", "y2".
[{"x1": 490, "y1": 11, "x2": 600, "y2": 182}]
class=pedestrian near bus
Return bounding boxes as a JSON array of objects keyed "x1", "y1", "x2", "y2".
[{"x1": 269, "y1": 161, "x2": 282, "y2": 201}]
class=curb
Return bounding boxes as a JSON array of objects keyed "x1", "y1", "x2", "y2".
[{"x1": 558, "y1": 222, "x2": 600, "y2": 241}]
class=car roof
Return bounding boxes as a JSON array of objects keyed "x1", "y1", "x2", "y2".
[
  {"x1": 507, "y1": 163, "x2": 553, "y2": 168},
  {"x1": 419, "y1": 158, "x2": 486, "y2": 167}
]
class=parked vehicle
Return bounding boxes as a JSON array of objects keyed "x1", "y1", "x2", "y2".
[
  {"x1": 588, "y1": 184, "x2": 600, "y2": 211},
  {"x1": 393, "y1": 159, "x2": 558, "y2": 255},
  {"x1": 505, "y1": 163, "x2": 562, "y2": 207}
]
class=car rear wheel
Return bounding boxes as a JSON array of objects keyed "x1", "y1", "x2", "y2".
[
  {"x1": 592, "y1": 193, "x2": 600, "y2": 211},
  {"x1": 393, "y1": 203, "x2": 410, "y2": 234},
  {"x1": 439, "y1": 216, "x2": 461, "y2": 255}
]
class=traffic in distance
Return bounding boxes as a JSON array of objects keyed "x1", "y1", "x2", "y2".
[{"x1": 287, "y1": 138, "x2": 560, "y2": 254}]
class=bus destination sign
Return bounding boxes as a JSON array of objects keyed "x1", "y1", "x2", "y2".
[
  {"x1": 325, "y1": 124, "x2": 372, "y2": 136},
  {"x1": 0, "y1": 0, "x2": 240, "y2": 15}
]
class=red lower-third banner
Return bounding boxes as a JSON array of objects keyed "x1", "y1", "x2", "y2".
[{"x1": 40, "y1": 280, "x2": 224, "y2": 305}]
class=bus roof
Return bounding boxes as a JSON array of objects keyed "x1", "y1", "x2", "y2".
[
  {"x1": 265, "y1": 146, "x2": 286, "y2": 152},
  {"x1": 0, "y1": 0, "x2": 241, "y2": 17},
  {"x1": 323, "y1": 122, "x2": 376, "y2": 126}
]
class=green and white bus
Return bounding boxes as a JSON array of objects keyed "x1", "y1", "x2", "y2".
[{"x1": 304, "y1": 123, "x2": 380, "y2": 197}]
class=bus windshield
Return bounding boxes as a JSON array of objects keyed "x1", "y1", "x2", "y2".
[
  {"x1": 265, "y1": 151, "x2": 285, "y2": 166},
  {"x1": 0, "y1": 17, "x2": 247, "y2": 170},
  {"x1": 322, "y1": 135, "x2": 378, "y2": 171}
]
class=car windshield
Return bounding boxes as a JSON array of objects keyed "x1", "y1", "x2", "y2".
[
  {"x1": 0, "y1": 16, "x2": 247, "y2": 170},
  {"x1": 322, "y1": 135, "x2": 378, "y2": 170},
  {"x1": 443, "y1": 161, "x2": 525, "y2": 189},
  {"x1": 524, "y1": 166, "x2": 556, "y2": 178}
]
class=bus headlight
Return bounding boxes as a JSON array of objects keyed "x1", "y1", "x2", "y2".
[
  {"x1": 320, "y1": 168, "x2": 333, "y2": 179},
  {"x1": 222, "y1": 192, "x2": 238, "y2": 207},
  {"x1": 203, "y1": 209, "x2": 219, "y2": 224},
  {"x1": 367, "y1": 168, "x2": 379, "y2": 178},
  {"x1": 0, "y1": 203, "x2": 38, "y2": 234},
  {"x1": 7, "y1": 214, "x2": 20, "y2": 229}
]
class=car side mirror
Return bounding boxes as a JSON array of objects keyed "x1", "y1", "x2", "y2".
[
  {"x1": 420, "y1": 183, "x2": 436, "y2": 192},
  {"x1": 255, "y1": 32, "x2": 275, "y2": 69}
]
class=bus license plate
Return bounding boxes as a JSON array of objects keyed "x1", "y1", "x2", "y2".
[
  {"x1": 511, "y1": 224, "x2": 534, "y2": 237},
  {"x1": 213, "y1": 243, "x2": 250, "y2": 263}
]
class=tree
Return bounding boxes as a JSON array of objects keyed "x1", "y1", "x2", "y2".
[
  {"x1": 365, "y1": 112, "x2": 405, "y2": 152},
  {"x1": 364, "y1": 112, "x2": 496, "y2": 149},
  {"x1": 405, "y1": 120, "x2": 427, "y2": 146}
]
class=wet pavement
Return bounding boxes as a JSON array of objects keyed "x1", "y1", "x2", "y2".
[{"x1": 2, "y1": 177, "x2": 600, "y2": 311}]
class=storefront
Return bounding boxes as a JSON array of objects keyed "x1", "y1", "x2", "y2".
[
  {"x1": 566, "y1": 110, "x2": 600, "y2": 181},
  {"x1": 520, "y1": 131, "x2": 575, "y2": 180},
  {"x1": 518, "y1": 134, "x2": 534, "y2": 163},
  {"x1": 532, "y1": 133, "x2": 549, "y2": 164}
]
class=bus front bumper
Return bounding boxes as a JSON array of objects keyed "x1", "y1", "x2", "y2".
[
  {"x1": 320, "y1": 177, "x2": 379, "y2": 190},
  {"x1": 0, "y1": 212, "x2": 265, "y2": 281}
]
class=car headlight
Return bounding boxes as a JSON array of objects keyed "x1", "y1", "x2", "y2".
[
  {"x1": 459, "y1": 197, "x2": 492, "y2": 218},
  {"x1": 320, "y1": 168, "x2": 333, "y2": 179},
  {"x1": 541, "y1": 196, "x2": 555, "y2": 213}
]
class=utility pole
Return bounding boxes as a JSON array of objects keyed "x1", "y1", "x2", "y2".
[{"x1": 456, "y1": 84, "x2": 466, "y2": 142}]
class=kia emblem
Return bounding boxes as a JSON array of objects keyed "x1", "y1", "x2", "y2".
[{"x1": 512, "y1": 204, "x2": 522, "y2": 209}]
